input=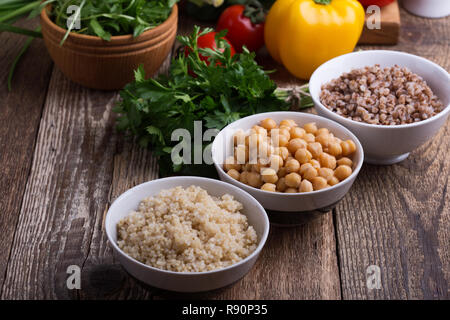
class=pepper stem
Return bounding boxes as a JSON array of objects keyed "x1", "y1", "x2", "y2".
[{"x1": 314, "y1": 0, "x2": 332, "y2": 5}]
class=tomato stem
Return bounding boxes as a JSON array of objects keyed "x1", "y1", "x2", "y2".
[{"x1": 242, "y1": 0, "x2": 266, "y2": 24}]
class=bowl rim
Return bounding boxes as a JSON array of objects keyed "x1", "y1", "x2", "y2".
[
  {"x1": 40, "y1": 3, "x2": 178, "y2": 43},
  {"x1": 310, "y1": 50, "x2": 450, "y2": 130},
  {"x1": 105, "y1": 176, "x2": 270, "y2": 275},
  {"x1": 211, "y1": 111, "x2": 364, "y2": 197}
]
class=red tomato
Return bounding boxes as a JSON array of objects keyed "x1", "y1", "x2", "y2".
[
  {"x1": 358, "y1": 0, "x2": 394, "y2": 7},
  {"x1": 185, "y1": 31, "x2": 236, "y2": 65},
  {"x1": 217, "y1": 5, "x2": 265, "y2": 53}
]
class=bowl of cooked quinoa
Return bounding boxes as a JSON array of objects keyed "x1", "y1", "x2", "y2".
[
  {"x1": 310, "y1": 50, "x2": 450, "y2": 165},
  {"x1": 105, "y1": 176, "x2": 269, "y2": 292}
]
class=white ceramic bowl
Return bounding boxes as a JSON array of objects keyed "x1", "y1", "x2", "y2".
[
  {"x1": 105, "y1": 176, "x2": 269, "y2": 292},
  {"x1": 211, "y1": 112, "x2": 364, "y2": 213},
  {"x1": 310, "y1": 50, "x2": 450, "y2": 165},
  {"x1": 401, "y1": 0, "x2": 450, "y2": 19}
]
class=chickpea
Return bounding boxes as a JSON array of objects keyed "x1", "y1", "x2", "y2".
[
  {"x1": 258, "y1": 141, "x2": 272, "y2": 160},
  {"x1": 304, "y1": 122, "x2": 318, "y2": 134},
  {"x1": 337, "y1": 157, "x2": 353, "y2": 167},
  {"x1": 239, "y1": 171, "x2": 249, "y2": 184},
  {"x1": 295, "y1": 148, "x2": 312, "y2": 164},
  {"x1": 280, "y1": 119, "x2": 297, "y2": 128},
  {"x1": 303, "y1": 133, "x2": 316, "y2": 143},
  {"x1": 287, "y1": 138, "x2": 307, "y2": 154},
  {"x1": 299, "y1": 163, "x2": 314, "y2": 176},
  {"x1": 261, "y1": 168, "x2": 279, "y2": 184},
  {"x1": 260, "y1": 118, "x2": 277, "y2": 130},
  {"x1": 270, "y1": 154, "x2": 284, "y2": 171},
  {"x1": 285, "y1": 172, "x2": 301, "y2": 188},
  {"x1": 261, "y1": 183, "x2": 276, "y2": 192},
  {"x1": 235, "y1": 144, "x2": 249, "y2": 163},
  {"x1": 309, "y1": 159, "x2": 321, "y2": 170},
  {"x1": 233, "y1": 129, "x2": 246, "y2": 145},
  {"x1": 277, "y1": 134, "x2": 289, "y2": 148},
  {"x1": 247, "y1": 171, "x2": 263, "y2": 188},
  {"x1": 277, "y1": 167, "x2": 288, "y2": 178},
  {"x1": 311, "y1": 177, "x2": 328, "y2": 191},
  {"x1": 251, "y1": 125, "x2": 267, "y2": 137},
  {"x1": 233, "y1": 121, "x2": 355, "y2": 194},
  {"x1": 246, "y1": 133, "x2": 264, "y2": 148},
  {"x1": 276, "y1": 177, "x2": 287, "y2": 192},
  {"x1": 302, "y1": 167, "x2": 318, "y2": 181},
  {"x1": 274, "y1": 146, "x2": 290, "y2": 160},
  {"x1": 318, "y1": 167, "x2": 334, "y2": 181},
  {"x1": 341, "y1": 140, "x2": 356, "y2": 156},
  {"x1": 290, "y1": 126, "x2": 306, "y2": 139},
  {"x1": 319, "y1": 152, "x2": 337, "y2": 169},
  {"x1": 334, "y1": 137, "x2": 342, "y2": 144},
  {"x1": 328, "y1": 176, "x2": 339, "y2": 186},
  {"x1": 299, "y1": 179, "x2": 313, "y2": 192},
  {"x1": 307, "y1": 142, "x2": 323, "y2": 158},
  {"x1": 227, "y1": 169, "x2": 240, "y2": 181},
  {"x1": 315, "y1": 133, "x2": 330, "y2": 148},
  {"x1": 316, "y1": 128, "x2": 329, "y2": 136},
  {"x1": 285, "y1": 155, "x2": 294, "y2": 162},
  {"x1": 243, "y1": 163, "x2": 253, "y2": 172},
  {"x1": 224, "y1": 156, "x2": 241, "y2": 171},
  {"x1": 334, "y1": 165, "x2": 352, "y2": 181},
  {"x1": 278, "y1": 125, "x2": 291, "y2": 131},
  {"x1": 279, "y1": 127, "x2": 291, "y2": 140},
  {"x1": 251, "y1": 159, "x2": 267, "y2": 173},
  {"x1": 327, "y1": 142, "x2": 342, "y2": 157},
  {"x1": 285, "y1": 158, "x2": 301, "y2": 173}
]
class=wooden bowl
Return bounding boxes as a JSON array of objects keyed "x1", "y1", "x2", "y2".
[{"x1": 40, "y1": 5, "x2": 178, "y2": 90}]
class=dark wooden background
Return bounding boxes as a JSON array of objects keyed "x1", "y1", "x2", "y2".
[{"x1": 0, "y1": 7, "x2": 448, "y2": 300}]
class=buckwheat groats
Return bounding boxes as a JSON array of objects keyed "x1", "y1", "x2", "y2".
[
  {"x1": 117, "y1": 186, "x2": 257, "y2": 272},
  {"x1": 320, "y1": 65, "x2": 444, "y2": 125},
  {"x1": 224, "y1": 119, "x2": 357, "y2": 193}
]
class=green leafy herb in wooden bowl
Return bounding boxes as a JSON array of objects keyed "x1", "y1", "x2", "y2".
[
  {"x1": 0, "y1": 0, "x2": 178, "y2": 90},
  {"x1": 113, "y1": 26, "x2": 290, "y2": 177},
  {"x1": 40, "y1": 0, "x2": 178, "y2": 42}
]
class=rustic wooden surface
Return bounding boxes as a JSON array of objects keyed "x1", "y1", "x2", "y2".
[
  {"x1": 359, "y1": 0, "x2": 400, "y2": 45},
  {"x1": 0, "y1": 7, "x2": 448, "y2": 300}
]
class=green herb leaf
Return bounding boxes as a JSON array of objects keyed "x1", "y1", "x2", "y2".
[
  {"x1": 114, "y1": 26, "x2": 290, "y2": 177},
  {"x1": 89, "y1": 17, "x2": 111, "y2": 41}
]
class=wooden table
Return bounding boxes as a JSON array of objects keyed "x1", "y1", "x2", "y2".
[{"x1": 0, "y1": 7, "x2": 448, "y2": 300}]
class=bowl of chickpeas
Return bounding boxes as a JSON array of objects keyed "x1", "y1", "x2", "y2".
[{"x1": 211, "y1": 112, "x2": 364, "y2": 213}]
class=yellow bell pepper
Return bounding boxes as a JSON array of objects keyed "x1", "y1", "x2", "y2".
[{"x1": 265, "y1": 0, "x2": 365, "y2": 79}]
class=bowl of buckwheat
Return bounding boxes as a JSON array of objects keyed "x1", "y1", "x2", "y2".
[{"x1": 309, "y1": 50, "x2": 450, "y2": 165}]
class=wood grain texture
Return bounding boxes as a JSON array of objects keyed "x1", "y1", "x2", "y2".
[
  {"x1": 335, "y1": 12, "x2": 450, "y2": 299},
  {"x1": 0, "y1": 19, "x2": 53, "y2": 294},
  {"x1": 0, "y1": 68, "x2": 119, "y2": 299},
  {"x1": 359, "y1": 0, "x2": 400, "y2": 45}
]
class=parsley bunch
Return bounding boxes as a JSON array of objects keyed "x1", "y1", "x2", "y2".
[{"x1": 114, "y1": 26, "x2": 289, "y2": 177}]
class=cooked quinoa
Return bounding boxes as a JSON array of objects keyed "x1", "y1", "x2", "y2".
[
  {"x1": 116, "y1": 186, "x2": 258, "y2": 272},
  {"x1": 320, "y1": 65, "x2": 444, "y2": 125}
]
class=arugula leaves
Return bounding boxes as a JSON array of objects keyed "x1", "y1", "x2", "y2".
[
  {"x1": 41, "y1": 0, "x2": 177, "y2": 41},
  {"x1": 114, "y1": 26, "x2": 290, "y2": 177}
]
